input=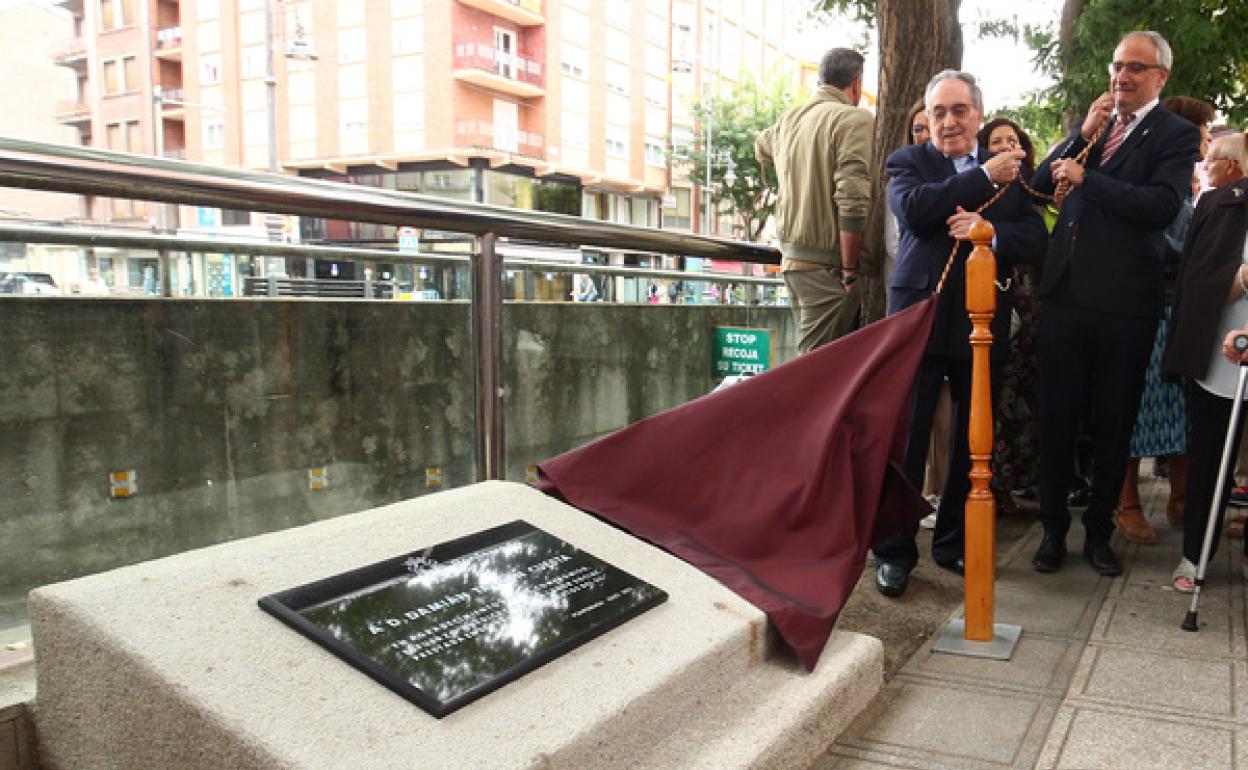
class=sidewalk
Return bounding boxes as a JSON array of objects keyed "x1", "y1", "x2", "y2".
[{"x1": 817, "y1": 471, "x2": 1247, "y2": 770}]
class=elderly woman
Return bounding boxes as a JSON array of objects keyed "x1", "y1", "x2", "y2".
[{"x1": 1161, "y1": 149, "x2": 1248, "y2": 592}]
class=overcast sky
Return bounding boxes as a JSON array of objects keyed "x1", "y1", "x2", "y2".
[{"x1": 800, "y1": 0, "x2": 1065, "y2": 110}]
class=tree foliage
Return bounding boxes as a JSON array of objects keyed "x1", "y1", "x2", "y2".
[
  {"x1": 675, "y1": 70, "x2": 798, "y2": 242},
  {"x1": 1055, "y1": 0, "x2": 1248, "y2": 125}
]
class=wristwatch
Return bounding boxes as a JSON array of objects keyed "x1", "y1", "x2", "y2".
[{"x1": 840, "y1": 270, "x2": 858, "y2": 287}]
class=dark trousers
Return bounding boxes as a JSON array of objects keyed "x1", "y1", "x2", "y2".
[
  {"x1": 1037, "y1": 296, "x2": 1157, "y2": 543},
  {"x1": 874, "y1": 354, "x2": 999, "y2": 570},
  {"x1": 1183, "y1": 381, "x2": 1248, "y2": 564}
]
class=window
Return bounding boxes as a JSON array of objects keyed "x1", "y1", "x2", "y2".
[
  {"x1": 340, "y1": 98, "x2": 368, "y2": 135},
  {"x1": 99, "y1": 0, "x2": 135, "y2": 30},
  {"x1": 105, "y1": 122, "x2": 123, "y2": 150},
  {"x1": 240, "y1": 45, "x2": 266, "y2": 79},
  {"x1": 606, "y1": 125, "x2": 629, "y2": 159},
  {"x1": 339, "y1": 27, "x2": 366, "y2": 63},
  {"x1": 561, "y1": 111, "x2": 588, "y2": 149},
  {"x1": 607, "y1": 94, "x2": 631, "y2": 126},
  {"x1": 392, "y1": 17, "x2": 423, "y2": 55},
  {"x1": 289, "y1": 104, "x2": 316, "y2": 141},
  {"x1": 102, "y1": 60, "x2": 119, "y2": 94},
  {"x1": 607, "y1": 29, "x2": 630, "y2": 63},
  {"x1": 562, "y1": 76, "x2": 587, "y2": 108},
  {"x1": 196, "y1": 0, "x2": 220, "y2": 21},
  {"x1": 199, "y1": 54, "x2": 222, "y2": 85},
  {"x1": 222, "y1": 209, "x2": 252, "y2": 226},
  {"x1": 662, "y1": 187, "x2": 692, "y2": 229},
  {"x1": 124, "y1": 120, "x2": 142, "y2": 152},
  {"x1": 243, "y1": 111, "x2": 266, "y2": 146},
  {"x1": 645, "y1": 137, "x2": 665, "y2": 167},
  {"x1": 391, "y1": 0, "x2": 422, "y2": 17},
  {"x1": 561, "y1": 8, "x2": 587, "y2": 43},
  {"x1": 645, "y1": 14, "x2": 667, "y2": 46},
  {"x1": 393, "y1": 98, "x2": 424, "y2": 131},
  {"x1": 493, "y1": 27, "x2": 516, "y2": 78},
  {"x1": 102, "y1": 56, "x2": 138, "y2": 95},
  {"x1": 561, "y1": 43, "x2": 587, "y2": 79},
  {"x1": 203, "y1": 116, "x2": 225, "y2": 149},
  {"x1": 337, "y1": 0, "x2": 364, "y2": 26},
  {"x1": 645, "y1": 76, "x2": 666, "y2": 108},
  {"x1": 606, "y1": 61, "x2": 630, "y2": 94},
  {"x1": 606, "y1": 2, "x2": 631, "y2": 30}
]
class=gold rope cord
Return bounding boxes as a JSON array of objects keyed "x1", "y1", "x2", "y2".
[{"x1": 934, "y1": 121, "x2": 1105, "y2": 295}]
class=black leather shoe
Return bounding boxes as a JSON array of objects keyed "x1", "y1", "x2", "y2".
[
  {"x1": 1083, "y1": 539, "x2": 1123, "y2": 576},
  {"x1": 875, "y1": 563, "x2": 910, "y2": 598},
  {"x1": 1033, "y1": 534, "x2": 1067, "y2": 573},
  {"x1": 935, "y1": 558, "x2": 965, "y2": 576}
]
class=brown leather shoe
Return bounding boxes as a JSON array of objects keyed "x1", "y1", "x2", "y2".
[{"x1": 1114, "y1": 504, "x2": 1158, "y2": 545}]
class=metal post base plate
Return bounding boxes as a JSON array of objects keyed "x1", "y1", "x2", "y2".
[{"x1": 931, "y1": 619, "x2": 1022, "y2": 660}]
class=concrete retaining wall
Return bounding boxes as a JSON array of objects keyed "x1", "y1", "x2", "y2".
[{"x1": 0, "y1": 297, "x2": 795, "y2": 626}]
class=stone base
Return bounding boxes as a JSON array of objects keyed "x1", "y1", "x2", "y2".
[{"x1": 30, "y1": 481, "x2": 881, "y2": 770}]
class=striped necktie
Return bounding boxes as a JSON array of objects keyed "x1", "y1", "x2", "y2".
[{"x1": 1099, "y1": 113, "x2": 1135, "y2": 166}]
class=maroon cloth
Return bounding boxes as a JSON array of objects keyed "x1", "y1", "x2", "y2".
[{"x1": 537, "y1": 297, "x2": 937, "y2": 670}]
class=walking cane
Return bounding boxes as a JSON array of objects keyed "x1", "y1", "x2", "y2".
[{"x1": 1182, "y1": 333, "x2": 1248, "y2": 631}]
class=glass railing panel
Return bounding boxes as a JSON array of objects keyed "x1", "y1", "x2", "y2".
[
  {"x1": 0, "y1": 237, "x2": 477, "y2": 636},
  {"x1": 500, "y1": 256, "x2": 795, "y2": 481}
]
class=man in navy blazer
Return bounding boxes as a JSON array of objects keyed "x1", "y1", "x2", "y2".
[
  {"x1": 1029, "y1": 31, "x2": 1200, "y2": 576},
  {"x1": 873, "y1": 70, "x2": 1047, "y2": 598}
]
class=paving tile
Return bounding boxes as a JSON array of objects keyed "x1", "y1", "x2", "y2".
[
  {"x1": 1093, "y1": 599, "x2": 1239, "y2": 660},
  {"x1": 1116, "y1": 539, "x2": 1235, "y2": 608},
  {"x1": 838, "y1": 679, "x2": 1051, "y2": 767},
  {"x1": 1038, "y1": 706, "x2": 1235, "y2": 770},
  {"x1": 991, "y1": 575, "x2": 1108, "y2": 640},
  {"x1": 903, "y1": 632, "x2": 1079, "y2": 694},
  {"x1": 1069, "y1": 644, "x2": 1242, "y2": 720},
  {"x1": 810, "y1": 753, "x2": 923, "y2": 770}
]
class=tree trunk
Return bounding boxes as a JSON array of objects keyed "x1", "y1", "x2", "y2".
[
  {"x1": 1058, "y1": 0, "x2": 1088, "y2": 132},
  {"x1": 859, "y1": 0, "x2": 963, "y2": 323}
]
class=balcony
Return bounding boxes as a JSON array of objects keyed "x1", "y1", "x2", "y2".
[
  {"x1": 456, "y1": 0, "x2": 544, "y2": 27},
  {"x1": 52, "y1": 38, "x2": 88, "y2": 71},
  {"x1": 452, "y1": 42, "x2": 544, "y2": 99},
  {"x1": 53, "y1": 100, "x2": 91, "y2": 125},
  {"x1": 155, "y1": 26, "x2": 182, "y2": 59},
  {"x1": 456, "y1": 119, "x2": 544, "y2": 159}
]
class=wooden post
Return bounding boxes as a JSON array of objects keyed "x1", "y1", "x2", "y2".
[{"x1": 964, "y1": 219, "x2": 997, "y2": 642}]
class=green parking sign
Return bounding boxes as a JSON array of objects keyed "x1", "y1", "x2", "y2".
[{"x1": 713, "y1": 327, "x2": 771, "y2": 377}]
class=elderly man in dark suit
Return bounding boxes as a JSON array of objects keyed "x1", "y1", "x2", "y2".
[
  {"x1": 1029, "y1": 31, "x2": 1201, "y2": 576},
  {"x1": 873, "y1": 70, "x2": 1047, "y2": 598}
]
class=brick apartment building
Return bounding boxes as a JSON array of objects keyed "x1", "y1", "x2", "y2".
[{"x1": 49, "y1": 0, "x2": 812, "y2": 295}]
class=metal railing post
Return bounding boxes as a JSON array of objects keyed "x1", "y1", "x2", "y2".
[{"x1": 473, "y1": 232, "x2": 505, "y2": 481}]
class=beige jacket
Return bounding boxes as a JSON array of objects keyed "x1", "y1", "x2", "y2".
[{"x1": 755, "y1": 86, "x2": 874, "y2": 266}]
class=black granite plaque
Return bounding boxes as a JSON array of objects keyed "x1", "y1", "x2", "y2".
[{"x1": 258, "y1": 520, "x2": 667, "y2": 718}]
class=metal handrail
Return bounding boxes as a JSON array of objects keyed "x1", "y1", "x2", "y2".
[
  {"x1": 0, "y1": 138, "x2": 780, "y2": 264},
  {"x1": 0, "y1": 137, "x2": 783, "y2": 481}
]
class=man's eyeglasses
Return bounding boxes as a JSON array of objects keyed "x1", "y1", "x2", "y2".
[
  {"x1": 1209, "y1": 156, "x2": 1240, "y2": 166},
  {"x1": 1108, "y1": 61, "x2": 1165, "y2": 76},
  {"x1": 929, "y1": 104, "x2": 974, "y2": 122}
]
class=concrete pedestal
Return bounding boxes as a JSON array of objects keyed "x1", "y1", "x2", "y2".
[{"x1": 30, "y1": 481, "x2": 881, "y2": 770}]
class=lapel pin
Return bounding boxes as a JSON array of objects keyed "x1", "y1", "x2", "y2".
[{"x1": 1234, "y1": 188, "x2": 1244, "y2": 199}]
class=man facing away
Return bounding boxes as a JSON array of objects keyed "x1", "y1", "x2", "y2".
[
  {"x1": 873, "y1": 70, "x2": 1046, "y2": 598},
  {"x1": 1029, "y1": 31, "x2": 1200, "y2": 576},
  {"x1": 755, "y1": 48, "x2": 873, "y2": 353}
]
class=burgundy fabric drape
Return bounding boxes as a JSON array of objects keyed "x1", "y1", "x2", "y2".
[{"x1": 537, "y1": 296, "x2": 937, "y2": 670}]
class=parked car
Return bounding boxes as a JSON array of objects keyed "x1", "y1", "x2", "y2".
[{"x1": 0, "y1": 271, "x2": 60, "y2": 295}]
